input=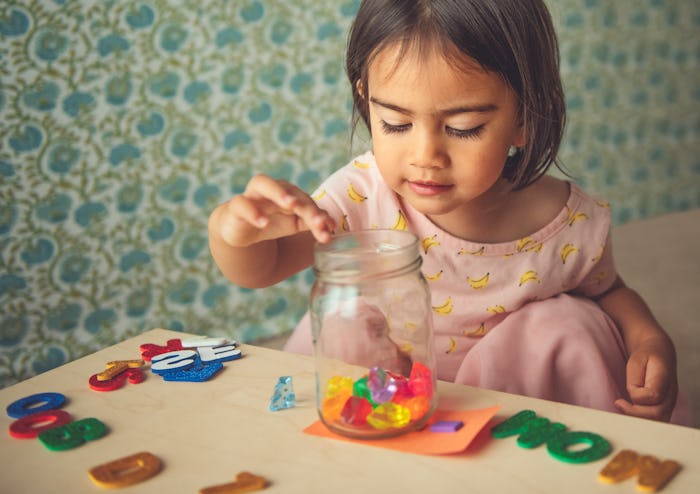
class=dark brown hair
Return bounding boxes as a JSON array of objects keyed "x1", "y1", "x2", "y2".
[{"x1": 346, "y1": 0, "x2": 566, "y2": 188}]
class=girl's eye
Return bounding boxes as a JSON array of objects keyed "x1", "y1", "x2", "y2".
[
  {"x1": 380, "y1": 120, "x2": 411, "y2": 134},
  {"x1": 446, "y1": 124, "x2": 485, "y2": 140}
]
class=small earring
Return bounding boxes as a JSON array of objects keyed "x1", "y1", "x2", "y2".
[{"x1": 507, "y1": 145, "x2": 519, "y2": 157}]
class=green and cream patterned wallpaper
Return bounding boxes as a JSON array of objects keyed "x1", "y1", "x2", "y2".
[{"x1": 1, "y1": 0, "x2": 699, "y2": 387}]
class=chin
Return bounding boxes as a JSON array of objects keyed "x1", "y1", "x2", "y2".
[{"x1": 403, "y1": 196, "x2": 456, "y2": 218}]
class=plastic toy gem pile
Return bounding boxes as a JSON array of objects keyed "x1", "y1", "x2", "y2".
[{"x1": 322, "y1": 362, "x2": 433, "y2": 432}]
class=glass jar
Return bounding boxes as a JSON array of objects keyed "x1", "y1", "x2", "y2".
[{"x1": 310, "y1": 230, "x2": 437, "y2": 439}]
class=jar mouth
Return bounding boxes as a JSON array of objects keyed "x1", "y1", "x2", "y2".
[{"x1": 313, "y1": 229, "x2": 421, "y2": 282}]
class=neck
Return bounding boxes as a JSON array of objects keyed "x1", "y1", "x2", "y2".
[{"x1": 425, "y1": 179, "x2": 517, "y2": 243}]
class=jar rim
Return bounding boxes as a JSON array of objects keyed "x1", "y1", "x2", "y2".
[{"x1": 313, "y1": 229, "x2": 421, "y2": 282}]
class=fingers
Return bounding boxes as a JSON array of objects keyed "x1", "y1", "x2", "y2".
[
  {"x1": 249, "y1": 175, "x2": 334, "y2": 242},
  {"x1": 215, "y1": 174, "x2": 335, "y2": 245},
  {"x1": 625, "y1": 353, "x2": 670, "y2": 406},
  {"x1": 618, "y1": 353, "x2": 677, "y2": 422},
  {"x1": 614, "y1": 398, "x2": 674, "y2": 422}
]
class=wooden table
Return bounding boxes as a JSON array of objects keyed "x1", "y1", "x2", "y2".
[{"x1": 1, "y1": 328, "x2": 698, "y2": 493}]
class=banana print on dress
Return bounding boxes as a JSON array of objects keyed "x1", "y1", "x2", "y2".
[
  {"x1": 566, "y1": 206, "x2": 589, "y2": 226},
  {"x1": 519, "y1": 270, "x2": 541, "y2": 286},
  {"x1": 467, "y1": 273, "x2": 490, "y2": 289},
  {"x1": 353, "y1": 160, "x2": 371, "y2": 169},
  {"x1": 392, "y1": 210, "x2": 407, "y2": 230},
  {"x1": 458, "y1": 246, "x2": 485, "y2": 256},
  {"x1": 339, "y1": 214, "x2": 349, "y2": 232},
  {"x1": 432, "y1": 296, "x2": 453, "y2": 315},
  {"x1": 560, "y1": 243, "x2": 580, "y2": 264},
  {"x1": 347, "y1": 182, "x2": 367, "y2": 202},
  {"x1": 592, "y1": 244, "x2": 605, "y2": 262},
  {"x1": 516, "y1": 237, "x2": 537, "y2": 252},
  {"x1": 421, "y1": 234, "x2": 440, "y2": 254},
  {"x1": 514, "y1": 237, "x2": 544, "y2": 254},
  {"x1": 487, "y1": 305, "x2": 507, "y2": 314},
  {"x1": 464, "y1": 323, "x2": 486, "y2": 337},
  {"x1": 425, "y1": 270, "x2": 443, "y2": 282}
]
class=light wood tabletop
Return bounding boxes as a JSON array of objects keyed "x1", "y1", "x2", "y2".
[{"x1": 1, "y1": 328, "x2": 698, "y2": 493}]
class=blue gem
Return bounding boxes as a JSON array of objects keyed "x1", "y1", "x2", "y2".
[{"x1": 269, "y1": 376, "x2": 295, "y2": 411}]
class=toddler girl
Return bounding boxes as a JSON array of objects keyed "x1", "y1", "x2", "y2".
[{"x1": 209, "y1": 0, "x2": 690, "y2": 425}]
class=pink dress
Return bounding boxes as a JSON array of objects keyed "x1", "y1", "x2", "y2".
[{"x1": 285, "y1": 151, "x2": 691, "y2": 424}]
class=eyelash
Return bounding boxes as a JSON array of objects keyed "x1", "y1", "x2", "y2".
[{"x1": 379, "y1": 120, "x2": 485, "y2": 140}]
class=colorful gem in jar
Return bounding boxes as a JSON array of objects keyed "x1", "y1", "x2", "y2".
[
  {"x1": 408, "y1": 361, "x2": 433, "y2": 398},
  {"x1": 352, "y1": 376, "x2": 378, "y2": 407},
  {"x1": 321, "y1": 388, "x2": 352, "y2": 423},
  {"x1": 340, "y1": 396, "x2": 373, "y2": 426},
  {"x1": 399, "y1": 395, "x2": 431, "y2": 421},
  {"x1": 366, "y1": 402, "x2": 411, "y2": 430},
  {"x1": 325, "y1": 376, "x2": 353, "y2": 398},
  {"x1": 389, "y1": 372, "x2": 413, "y2": 402},
  {"x1": 367, "y1": 367, "x2": 397, "y2": 404}
]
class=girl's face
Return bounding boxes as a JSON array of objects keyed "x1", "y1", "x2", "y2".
[{"x1": 365, "y1": 41, "x2": 525, "y2": 234}]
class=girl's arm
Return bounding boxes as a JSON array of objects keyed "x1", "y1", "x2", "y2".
[
  {"x1": 595, "y1": 276, "x2": 678, "y2": 422},
  {"x1": 208, "y1": 174, "x2": 335, "y2": 289}
]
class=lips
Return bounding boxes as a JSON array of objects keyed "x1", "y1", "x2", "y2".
[{"x1": 407, "y1": 180, "x2": 453, "y2": 196}]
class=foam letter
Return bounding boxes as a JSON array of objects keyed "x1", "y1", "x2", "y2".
[
  {"x1": 150, "y1": 349, "x2": 197, "y2": 374},
  {"x1": 198, "y1": 344, "x2": 242, "y2": 363},
  {"x1": 9, "y1": 410, "x2": 73, "y2": 439},
  {"x1": 89, "y1": 452, "x2": 162, "y2": 488},
  {"x1": 38, "y1": 417, "x2": 107, "y2": 451}
]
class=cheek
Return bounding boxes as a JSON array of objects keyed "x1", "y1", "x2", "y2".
[
  {"x1": 456, "y1": 147, "x2": 508, "y2": 186},
  {"x1": 370, "y1": 133, "x2": 399, "y2": 164}
]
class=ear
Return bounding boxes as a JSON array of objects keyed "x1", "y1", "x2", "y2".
[
  {"x1": 512, "y1": 124, "x2": 526, "y2": 148},
  {"x1": 355, "y1": 79, "x2": 365, "y2": 100}
]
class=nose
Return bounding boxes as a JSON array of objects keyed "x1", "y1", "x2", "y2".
[{"x1": 410, "y1": 128, "x2": 448, "y2": 169}]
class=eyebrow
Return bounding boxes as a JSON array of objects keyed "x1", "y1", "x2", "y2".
[{"x1": 369, "y1": 96, "x2": 498, "y2": 116}]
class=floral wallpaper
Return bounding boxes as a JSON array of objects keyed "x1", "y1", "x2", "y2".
[{"x1": 1, "y1": 0, "x2": 698, "y2": 387}]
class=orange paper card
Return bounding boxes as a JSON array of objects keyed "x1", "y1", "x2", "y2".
[{"x1": 303, "y1": 406, "x2": 500, "y2": 455}]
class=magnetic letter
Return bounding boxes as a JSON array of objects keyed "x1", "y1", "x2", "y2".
[
  {"x1": 599, "y1": 450, "x2": 682, "y2": 492},
  {"x1": 95, "y1": 360, "x2": 143, "y2": 381},
  {"x1": 198, "y1": 344, "x2": 242, "y2": 363},
  {"x1": 637, "y1": 455, "x2": 681, "y2": 492},
  {"x1": 150, "y1": 350, "x2": 198, "y2": 374},
  {"x1": 139, "y1": 339, "x2": 183, "y2": 361},
  {"x1": 88, "y1": 452, "x2": 162, "y2": 488},
  {"x1": 199, "y1": 471, "x2": 269, "y2": 494},
  {"x1": 599, "y1": 449, "x2": 640, "y2": 483},
  {"x1": 516, "y1": 417, "x2": 567, "y2": 449},
  {"x1": 6, "y1": 392, "x2": 66, "y2": 419},
  {"x1": 89, "y1": 368, "x2": 144, "y2": 391},
  {"x1": 546, "y1": 430, "x2": 611, "y2": 464},
  {"x1": 181, "y1": 336, "x2": 232, "y2": 348},
  {"x1": 490, "y1": 410, "x2": 538, "y2": 439},
  {"x1": 9, "y1": 410, "x2": 72, "y2": 439},
  {"x1": 38, "y1": 417, "x2": 108, "y2": 451}
]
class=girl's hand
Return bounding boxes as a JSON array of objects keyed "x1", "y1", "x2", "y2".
[
  {"x1": 614, "y1": 337, "x2": 678, "y2": 422},
  {"x1": 211, "y1": 174, "x2": 335, "y2": 247}
]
